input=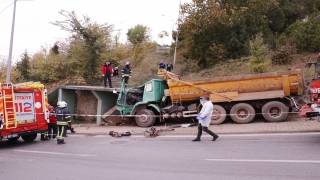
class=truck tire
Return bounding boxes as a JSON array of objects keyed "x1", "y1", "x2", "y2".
[
  {"x1": 21, "y1": 134, "x2": 37, "y2": 142},
  {"x1": 262, "y1": 101, "x2": 289, "y2": 122},
  {"x1": 210, "y1": 105, "x2": 227, "y2": 125},
  {"x1": 8, "y1": 136, "x2": 20, "y2": 141},
  {"x1": 135, "y1": 109, "x2": 156, "y2": 127},
  {"x1": 230, "y1": 103, "x2": 255, "y2": 124}
]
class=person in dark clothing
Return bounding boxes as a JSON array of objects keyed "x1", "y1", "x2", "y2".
[
  {"x1": 159, "y1": 61, "x2": 166, "y2": 69},
  {"x1": 113, "y1": 67, "x2": 119, "y2": 76},
  {"x1": 55, "y1": 101, "x2": 71, "y2": 145},
  {"x1": 121, "y1": 62, "x2": 132, "y2": 86},
  {"x1": 101, "y1": 59, "x2": 114, "y2": 88},
  {"x1": 166, "y1": 63, "x2": 173, "y2": 72},
  {"x1": 48, "y1": 105, "x2": 57, "y2": 140}
]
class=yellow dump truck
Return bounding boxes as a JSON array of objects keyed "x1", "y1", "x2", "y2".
[
  {"x1": 116, "y1": 65, "x2": 304, "y2": 127},
  {"x1": 157, "y1": 65, "x2": 304, "y2": 124}
]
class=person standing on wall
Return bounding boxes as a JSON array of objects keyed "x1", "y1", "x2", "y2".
[
  {"x1": 166, "y1": 62, "x2": 173, "y2": 72},
  {"x1": 159, "y1": 60, "x2": 166, "y2": 69},
  {"x1": 121, "y1": 62, "x2": 132, "y2": 86},
  {"x1": 55, "y1": 101, "x2": 71, "y2": 145},
  {"x1": 101, "y1": 59, "x2": 113, "y2": 88},
  {"x1": 192, "y1": 96, "x2": 219, "y2": 142}
]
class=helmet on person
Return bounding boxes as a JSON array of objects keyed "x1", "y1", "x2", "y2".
[
  {"x1": 126, "y1": 62, "x2": 130, "y2": 65},
  {"x1": 48, "y1": 105, "x2": 54, "y2": 112},
  {"x1": 57, "y1": 101, "x2": 67, "y2": 108}
]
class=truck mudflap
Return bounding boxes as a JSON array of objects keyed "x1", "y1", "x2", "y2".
[{"x1": 1, "y1": 129, "x2": 46, "y2": 140}]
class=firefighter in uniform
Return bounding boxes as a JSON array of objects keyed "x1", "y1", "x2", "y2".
[
  {"x1": 55, "y1": 101, "x2": 70, "y2": 144},
  {"x1": 121, "y1": 62, "x2": 132, "y2": 86}
]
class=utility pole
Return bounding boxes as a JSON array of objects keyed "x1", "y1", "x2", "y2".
[
  {"x1": 173, "y1": 0, "x2": 181, "y2": 66},
  {"x1": 6, "y1": 0, "x2": 17, "y2": 83}
]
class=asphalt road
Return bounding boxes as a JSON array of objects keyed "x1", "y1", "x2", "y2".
[{"x1": 1, "y1": 133, "x2": 320, "y2": 180}]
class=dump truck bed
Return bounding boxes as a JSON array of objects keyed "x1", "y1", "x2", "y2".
[{"x1": 158, "y1": 68, "x2": 304, "y2": 103}]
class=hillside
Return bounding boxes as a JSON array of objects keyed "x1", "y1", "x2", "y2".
[{"x1": 46, "y1": 50, "x2": 318, "y2": 92}]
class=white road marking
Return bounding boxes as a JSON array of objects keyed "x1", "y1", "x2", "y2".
[
  {"x1": 13, "y1": 150, "x2": 97, "y2": 157},
  {"x1": 205, "y1": 159, "x2": 320, "y2": 164},
  {"x1": 152, "y1": 132, "x2": 320, "y2": 137},
  {"x1": 72, "y1": 132, "x2": 320, "y2": 138}
]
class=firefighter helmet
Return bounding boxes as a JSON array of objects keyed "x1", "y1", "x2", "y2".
[
  {"x1": 48, "y1": 105, "x2": 54, "y2": 112},
  {"x1": 57, "y1": 101, "x2": 67, "y2": 108}
]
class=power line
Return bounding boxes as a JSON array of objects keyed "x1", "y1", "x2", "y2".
[{"x1": 0, "y1": 2, "x2": 14, "y2": 14}]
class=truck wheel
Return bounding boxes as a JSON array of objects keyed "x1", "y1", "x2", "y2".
[
  {"x1": 21, "y1": 134, "x2": 37, "y2": 142},
  {"x1": 262, "y1": 101, "x2": 289, "y2": 122},
  {"x1": 8, "y1": 136, "x2": 20, "y2": 141},
  {"x1": 135, "y1": 109, "x2": 156, "y2": 127},
  {"x1": 230, "y1": 103, "x2": 255, "y2": 124},
  {"x1": 210, "y1": 105, "x2": 227, "y2": 125}
]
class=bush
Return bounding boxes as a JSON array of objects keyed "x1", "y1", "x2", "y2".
[
  {"x1": 248, "y1": 57, "x2": 271, "y2": 73},
  {"x1": 248, "y1": 33, "x2": 271, "y2": 73},
  {"x1": 271, "y1": 39, "x2": 297, "y2": 65}
]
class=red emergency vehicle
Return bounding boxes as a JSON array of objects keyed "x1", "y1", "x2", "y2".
[{"x1": 0, "y1": 82, "x2": 49, "y2": 142}]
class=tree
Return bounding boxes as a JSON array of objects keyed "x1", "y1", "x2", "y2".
[
  {"x1": 16, "y1": 50, "x2": 31, "y2": 81},
  {"x1": 52, "y1": 10, "x2": 114, "y2": 84},
  {"x1": 126, "y1": 24, "x2": 150, "y2": 46},
  {"x1": 248, "y1": 34, "x2": 271, "y2": 73},
  {"x1": 157, "y1": 31, "x2": 169, "y2": 45},
  {"x1": 179, "y1": 0, "x2": 277, "y2": 68},
  {"x1": 126, "y1": 24, "x2": 150, "y2": 65},
  {"x1": 278, "y1": 0, "x2": 320, "y2": 31}
]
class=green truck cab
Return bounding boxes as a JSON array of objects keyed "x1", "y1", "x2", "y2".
[{"x1": 116, "y1": 79, "x2": 168, "y2": 127}]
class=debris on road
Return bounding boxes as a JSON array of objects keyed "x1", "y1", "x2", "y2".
[{"x1": 108, "y1": 131, "x2": 131, "y2": 137}]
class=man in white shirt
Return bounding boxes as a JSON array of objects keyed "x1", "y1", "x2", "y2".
[{"x1": 193, "y1": 96, "x2": 219, "y2": 142}]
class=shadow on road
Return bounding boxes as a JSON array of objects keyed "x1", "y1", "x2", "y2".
[{"x1": 0, "y1": 139, "x2": 41, "y2": 149}]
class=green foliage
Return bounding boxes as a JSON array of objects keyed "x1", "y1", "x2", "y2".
[
  {"x1": 52, "y1": 10, "x2": 114, "y2": 84},
  {"x1": 248, "y1": 34, "x2": 271, "y2": 73},
  {"x1": 28, "y1": 46, "x2": 72, "y2": 83},
  {"x1": 266, "y1": 4, "x2": 285, "y2": 32},
  {"x1": 179, "y1": 0, "x2": 277, "y2": 68},
  {"x1": 0, "y1": 56, "x2": 22, "y2": 83},
  {"x1": 16, "y1": 51, "x2": 31, "y2": 81},
  {"x1": 126, "y1": 24, "x2": 150, "y2": 46},
  {"x1": 282, "y1": 12, "x2": 320, "y2": 52},
  {"x1": 126, "y1": 24, "x2": 152, "y2": 66},
  {"x1": 278, "y1": 0, "x2": 320, "y2": 31}
]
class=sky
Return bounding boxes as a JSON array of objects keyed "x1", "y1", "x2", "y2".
[{"x1": 0, "y1": 0, "x2": 192, "y2": 63}]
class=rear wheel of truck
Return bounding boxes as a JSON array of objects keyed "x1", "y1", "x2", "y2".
[
  {"x1": 210, "y1": 105, "x2": 227, "y2": 125},
  {"x1": 21, "y1": 134, "x2": 37, "y2": 142},
  {"x1": 230, "y1": 103, "x2": 255, "y2": 124},
  {"x1": 262, "y1": 101, "x2": 289, "y2": 122},
  {"x1": 135, "y1": 109, "x2": 156, "y2": 127},
  {"x1": 8, "y1": 136, "x2": 20, "y2": 142}
]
